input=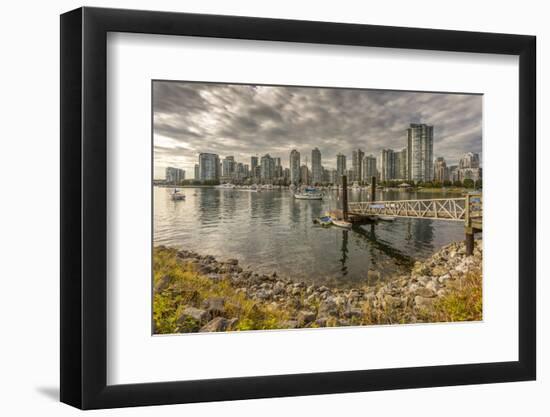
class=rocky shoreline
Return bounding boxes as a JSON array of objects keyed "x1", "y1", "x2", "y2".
[{"x1": 154, "y1": 239, "x2": 482, "y2": 333}]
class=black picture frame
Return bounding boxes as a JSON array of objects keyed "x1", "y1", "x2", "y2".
[{"x1": 60, "y1": 6, "x2": 536, "y2": 410}]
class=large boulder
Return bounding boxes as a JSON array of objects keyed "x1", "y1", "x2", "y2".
[
  {"x1": 200, "y1": 317, "x2": 229, "y2": 332},
  {"x1": 297, "y1": 310, "x2": 316, "y2": 326},
  {"x1": 178, "y1": 307, "x2": 209, "y2": 324}
]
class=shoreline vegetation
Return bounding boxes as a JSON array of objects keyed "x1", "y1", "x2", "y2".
[{"x1": 153, "y1": 240, "x2": 482, "y2": 334}]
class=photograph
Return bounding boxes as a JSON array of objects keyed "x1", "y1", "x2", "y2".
[{"x1": 152, "y1": 81, "x2": 483, "y2": 334}]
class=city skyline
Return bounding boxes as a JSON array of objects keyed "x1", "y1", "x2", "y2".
[{"x1": 153, "y1": 81, "x2": 482, "y2": 179}]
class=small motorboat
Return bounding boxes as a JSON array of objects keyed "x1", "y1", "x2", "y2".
[
  {"x1": 378, "y1": 215, "x2": 395, "y2": 222},
  {"x1": 170, "y1": 189, "x2": 186, "y2": 201},
  {"x1": 294, "y1": 187, "x2": 323, "y2": 200},
  {"x1": 331, "y1": 219, "x2": 352, "y2": 229},
  {"x1": 313, "y1": 216, "x2": 333, "y2": 227}
]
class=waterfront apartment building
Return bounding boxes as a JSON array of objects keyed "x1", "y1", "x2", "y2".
[
  {"x1": 260, "y1": 154, "x2": 275, "y2": 182},
  {"x1": 251, "y1": 156, "x2": 259, "y2": 178},
  {"x1": 398, "y1": 148, "x2": 408, "y2": 180},
  {"x1": 311, "y1": 148, "x2": 322, "y2": 184},
  {"x1": 198, "y1": 153, "x2": 220, "y2": 181},
  {"x1": 379, "y1": 149, "x2": 396, "y2": 182},
  {"x1": 300, "y1": 165, "x2": 310, "y2": 185},
  {"x1": 459, "y1": 152, "x2": 480, "y2": 169},
  {"x1": 194, "y1": 164, "x2": 199, "y2": 180},
  {"x1": 457, "y1": 152, "x2": 481, "y2": 183},
  {"x1": 434, "y1": 157, "x2": 449, "y2": 183},
  {"x1": 222, "y1": 156, "x2": 236, "y2": 177},
  {"x1": 449, "y1": 165, "x2": 459, "y2": 183},
  {"x1": 165, "y1": 166, "x2": 185, "y2": 184},
  {"x1": 336, "y1": 153, "x2": 346, "y2": 184},
  {"x1": 407, "y1": 123, "x2": 434, "y2": 183},
  {"x1": 361, "y1": 154, "x2": 377, "y2": 183},
  {"x1": 289, "y1": 149, "x2": 301, "y2": 185},
  {"x1": 352, "y1": 148, "x2": 365, "y2": 182}
]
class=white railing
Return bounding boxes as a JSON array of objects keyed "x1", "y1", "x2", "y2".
[{"x1": 348, "y1": 197, "x2": 468, "y2": 221}]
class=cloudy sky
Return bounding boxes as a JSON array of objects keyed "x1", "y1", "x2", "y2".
[{"x1": 153, "y1": 81, "x2": 482, "y2": 179}]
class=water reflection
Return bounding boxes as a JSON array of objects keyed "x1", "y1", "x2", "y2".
[{"x1": 154, "y1": 187, "x2": 465, "y2": 288}]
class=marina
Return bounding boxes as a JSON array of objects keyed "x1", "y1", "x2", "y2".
[{"x1": 154, "y1": 184, "x2": 473, "y2": 288}]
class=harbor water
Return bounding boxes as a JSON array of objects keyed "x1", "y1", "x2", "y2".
[{"x1": 154, "y1": 187, "x2": 466, "y2": 288}]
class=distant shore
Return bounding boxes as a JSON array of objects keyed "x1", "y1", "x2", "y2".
[{"x1": 153, "y1": 239, "x2": 482, "y2": 333}]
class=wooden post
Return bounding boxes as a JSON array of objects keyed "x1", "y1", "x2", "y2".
[
  {"x1": 465, "y1": 229, "x2": 474, "y2": 256},
  {"x1": 464, "y1": 194, "x2": 474, "y2": 256},
  {"x1": 342, "y1": 175, "x2": 349, "y2": 221},
  {"x1": 370, "y1": 176, "x2": 376, "y2": 202}
]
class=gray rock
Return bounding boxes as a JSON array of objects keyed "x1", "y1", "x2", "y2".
[
  {"x1": 273, "y1": 281, "x2": 286, "y2": 295},
  {"x1": 291, "y1": 287, "x2": 303, "y2": 296},
  {"x1": 438, "y1": 274, "x2": 451, "y2": 284},
  {"x1": 200, "y1": 317, "x2": 229, "y2": 332},
  {"x1": 315, "y1": 317, "x2": 328, "y2": 327},
  {"x1": 178, "y1": 307, "x2": 209, "y2": 324},
  {"x1": 227, "y1": 317, "x2": 239, "y2": 330},
  {"x1": 283, "y1": 320, "x2": 299, "y2": 329},
  {"x1": 227, "y1": 258, "x2": 239, "y2": 265},
  {"x1": 318, "y1": 299, "x2": 338, "y2": 316},
  {"x1": 297, "y1": 310, "x2": 316, "y2": 325}
]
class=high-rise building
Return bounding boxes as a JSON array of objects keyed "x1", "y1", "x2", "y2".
[
  {"x1": 407, "y1": 123, "x2": 434, "y2": 183},
  {"x1": 300, "y1": 165, "x2": 310, "y2": 185},
  {"x1": 433, "y1": 157, "x2": 449, "y2": 183},
  {"x1": 352, "y1": 148, "x2": 365, "y2": 182},
  {"x1": 458, "y1": 152, "x2": 481, "y2": 183},
  {"x1": 198, "y1": 153, "x2": 220, "y2": 181},
  {"x1": 459, "y1": 152, "x2": 480, "y2": 169},
  {"x1": 222, "y1": 156, "x2": 236, "y2": 177},
  {"x1": 398, "y1": 148, "x2": 408, "y2": 180},
  {"x1": 362, "y1": 154, "x2": 377, "y2": 182},
  {"x1": 273, "y1": 157, "x2": 283, "y2": 178},
  {"x1": 251, "y1": 156, "x2": 259, "y2": 177},
  {"x1": 380, "y1": 149, "x2": 396, "y2": 182},
  {"x1": 165, "y1": 167, "x2": 185, "y2": 184},
  {"x1": 449, "y1": 165, "x2": 459, "y2": 183},
  {"x1": 194, "y1": 164, "x2": 199, "y2": 180},
  {"x1": 330, "y1": 169, "x2": 338, "y2": 185},
  {"x1": 336, "y1": 153, "x2": 346, "y2": 184},
  {"x1": 289, "y1": 149, "x2": 301, "y2": 185},
  {"x1": 311, "y1": 148, "x2": 322, "y2": 184},
  {"x1": 260, "y1": 154, "x2": 275, "y2": 182},
  {"x1": 321, "y1": 166, "x2": 330, "y2": 184}
]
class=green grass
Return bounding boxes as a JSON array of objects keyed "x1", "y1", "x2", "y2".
[
  {"x1": 153, "y1": 247, "x2": 291, "y2": 333},
  {"x1": 419, "y1": 272, "x2": 483, "y2": 322}
]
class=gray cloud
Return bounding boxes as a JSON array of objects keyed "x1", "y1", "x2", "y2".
[{"x1": 153, "y1": 81, "x2": 482, "y2": 179}]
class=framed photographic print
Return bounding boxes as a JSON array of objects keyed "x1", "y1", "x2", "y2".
[{"x1": 60, "y1": 7, "x2": 536, "y2": 409}]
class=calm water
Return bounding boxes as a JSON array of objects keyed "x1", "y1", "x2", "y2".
[{"x1": 154, "y1": 187, "x2": 465, "y2": 288}]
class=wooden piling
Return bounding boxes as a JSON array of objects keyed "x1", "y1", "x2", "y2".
[
  {"x1": 370, "y1": 176, "x2": 376, "y2": 202},
  {"x1": 465, "y1": 229, "x2": 474, "y2": 256},
  {"x1": 342, "y1": 175, "x2": 349, "y2": 221}
]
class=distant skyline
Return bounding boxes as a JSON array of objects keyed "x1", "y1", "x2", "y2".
[{"x1": 153, "y1": 81, "x2": 482, "y2": 179}]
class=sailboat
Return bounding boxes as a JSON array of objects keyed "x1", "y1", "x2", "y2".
[{"x1": 170, "y1": 188, "x2": 186, "y2": 201}]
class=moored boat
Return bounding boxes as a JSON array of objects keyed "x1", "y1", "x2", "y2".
[
  {"x1": 313, "y1": 215, "x2": 333, "y2": 227},
  {"x1": 331, "y1": 219, "x2": 352, "y2": 229},
  {"x1": 170, "y1": 188, "x2": 186, "y2": 201}
]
